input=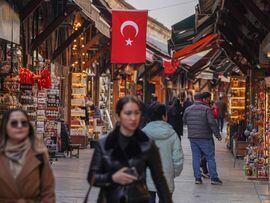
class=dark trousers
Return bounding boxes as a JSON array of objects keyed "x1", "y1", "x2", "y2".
[
  {"x1": 217, "y1": 118, "x2": 224, "y2": 132},
  {"x1": 149, "y1": 191, "x2": 172, "y2": 203},
  {"x1": 200, "y1": 138, "x2": 215, "y2": 174}
]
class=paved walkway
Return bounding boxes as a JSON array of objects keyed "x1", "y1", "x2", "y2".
[{"x1": 53, "y1": 129, "x2": 270, "y2": 203}]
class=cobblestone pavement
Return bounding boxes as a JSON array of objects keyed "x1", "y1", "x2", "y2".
[{"x1": 53, "y1": 128, "x2": 270, "y2": 203}]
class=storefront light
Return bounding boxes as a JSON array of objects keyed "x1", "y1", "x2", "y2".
[
  {"x1": 82, "y1": 53, "x2": 85, "y2": 56},
  {"x1": 81, "y1": 37, "x2": 84, "y2": 40},
  {"x1": 81, "y1": 44, "x2": 85, "y2": 48},
  {"x1": 267, "y1": 52, "x2": 270, "y2": 58}
]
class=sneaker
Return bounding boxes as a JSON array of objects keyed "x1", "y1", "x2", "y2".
[
  {"x1": 201, "y1": 172, "x2": 210, "y2": 179},
  {"x1": 211, "y1": 177, "x2": 223, "y2": 185},
  {"x1": 195, "y1": 178, "x2": 203, "y2": 184}
]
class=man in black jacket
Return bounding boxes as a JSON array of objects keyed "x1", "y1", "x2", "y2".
[{"x1": 183, "y1": 92, "x2": 222, "y2": 185}]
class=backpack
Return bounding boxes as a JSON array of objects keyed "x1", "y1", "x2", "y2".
[{"x1": 212, "y1": 106, "x2": 219, "y2": 119}]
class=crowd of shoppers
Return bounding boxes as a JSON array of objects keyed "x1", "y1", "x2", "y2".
[{"x1": 0, "y1": 92, "x2": 225, "y2": 202}]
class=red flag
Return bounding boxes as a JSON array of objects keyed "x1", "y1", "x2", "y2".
[
  {"x1": 163, "y1": 59, "x2": 180, "y2": 74},
  {"x1": 111, "y1": 10, "x2": 148, "y2": 63}
]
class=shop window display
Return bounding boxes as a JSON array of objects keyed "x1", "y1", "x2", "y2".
[{"x1": 244, "y1": 79, "x2": 269, "y2": 180}]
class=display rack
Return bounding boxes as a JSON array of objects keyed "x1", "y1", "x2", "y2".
[
  {"x1": 20, "y1": 84, "x2": 37, "y2": 129},
  {"x1": 245, "y1": 79, "x2": 269, "y2": 180},
  {"x1": 70, "y1": 72, "x2": 87, "y2": 147},
  {"x1": 229, "y1": 77, "x2": 246, "y2": 122}
]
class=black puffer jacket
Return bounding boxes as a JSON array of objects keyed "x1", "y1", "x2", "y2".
[
  {"x1": 183, "y1": 101, "x2": 221, "y2": 139},
  {"x1": 87, "y1": 126, "x2": 172, "y2": 203}
]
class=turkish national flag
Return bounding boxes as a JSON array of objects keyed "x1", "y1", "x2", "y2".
[
  {"x1": 163, "y1": 59, "x2": 180, "y2": 74},
  {"x1": 111, "y1": 10, "x2": 148, "y2": 64}
]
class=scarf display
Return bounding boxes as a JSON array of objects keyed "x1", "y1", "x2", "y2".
[{"x1": 4, "y1": 138, "x2": 31, "y2": 179}]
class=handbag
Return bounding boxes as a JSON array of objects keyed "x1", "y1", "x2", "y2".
[{"x1": 83, "y1": 176, "x2": 96, "y2": 203}]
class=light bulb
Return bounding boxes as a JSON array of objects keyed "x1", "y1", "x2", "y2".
[
  {"x1": 81, "y1": 37, "x2": 84, "y2": 40},
  {"x1": 81, "y1": 45, "x2": 85, "y2": 48},
  {"x1": 75, "y1": 61, "x2": 78, "y2": 64},
  {"x1": 82, "y1": 61, "x2": 86, "y2": 65},
  {"x1": 82, "y1": 53, "x2": 85, "y2": 56}
]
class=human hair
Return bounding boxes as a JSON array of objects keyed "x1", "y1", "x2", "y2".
[
  {"x1": 116, "y1": 96, "x2": 141, "y2": 116},
  {"x1": 149, "y1": 103, "x2": 166, "y2": 121},
  {"x1": 0, "y1": 109, "x2": 35, "y2": 149}
]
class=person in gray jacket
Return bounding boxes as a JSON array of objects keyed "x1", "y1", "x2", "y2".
[
  {"x1": 142, "y1": 102, "x2": 184, "y2": 203},
  {"x1": 183, "y1": 92, "x2": 222, "y2": 185}
]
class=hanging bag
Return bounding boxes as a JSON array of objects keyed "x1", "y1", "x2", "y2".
[{"x1": 83, "y1": 176, "x2": 96, "y2": 203}]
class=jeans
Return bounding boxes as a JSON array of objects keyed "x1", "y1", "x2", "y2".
[
  {"x1": 200, "y1": 138, "x2": 215, "y2": 174},
  {"x1": 148, "y1": 191, "x2": 172, "y2": 203},
  {"x1": 217, "y1": 118, "x2": 224, "y2": 132},
  {"x1": 190, "y1": 138, "x2": 218, "y2": 179}
]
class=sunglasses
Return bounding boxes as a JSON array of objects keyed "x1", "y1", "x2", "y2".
[{"x1": 10, "y1": 120, "x2": 29, "y2": 128}]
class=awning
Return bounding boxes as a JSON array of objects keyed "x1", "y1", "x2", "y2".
[
  {"x1": 73, "y1": 0, "x2": 111, "y2": 38},
  {"x1": 173, "y1": 33, "x2": 219, "y2": 60}
]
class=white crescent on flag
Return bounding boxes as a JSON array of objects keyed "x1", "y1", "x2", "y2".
[{"x1": 120, "y1": 20, "x2": 139, "y2": 37}]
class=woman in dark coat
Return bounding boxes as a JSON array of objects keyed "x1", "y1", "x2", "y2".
[
  {"x1": 167, "y1": 98, "x2": 184, "y2": 140},
  {"x1": 87, "y1": 96, "x2": 172, "y2": 203}
]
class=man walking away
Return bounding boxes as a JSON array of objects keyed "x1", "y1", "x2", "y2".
[
  {"x1": 183, "y1": 92, "x2": 222, "y2": 185},
  {"x1": 215, "y1": 96, "x2": 227, "y2": 132},
  {"x1": 167, "y1": 97, "x2": 184, "y2": 140}
]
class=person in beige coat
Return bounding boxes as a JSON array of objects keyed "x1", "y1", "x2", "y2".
[{"x1": 0, "y1": 109, "x2": 55, "y2": 203}]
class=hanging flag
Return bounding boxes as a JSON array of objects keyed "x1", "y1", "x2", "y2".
[
  {"x1": 163, "y1": 59, "x2": 180, "y2": 74},
  {"x1": 111, "y1": 10, "x2": 148, "y2": 63}
]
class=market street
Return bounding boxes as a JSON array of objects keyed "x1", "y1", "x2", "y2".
[{"x1": 53, "y1": 128, "x2": 270, "y2": 203}]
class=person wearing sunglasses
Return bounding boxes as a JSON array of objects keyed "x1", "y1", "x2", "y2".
[{"x1": 0, "y1": 109, "x2": 55, "y2": 202}]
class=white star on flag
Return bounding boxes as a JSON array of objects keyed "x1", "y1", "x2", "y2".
[{"x1": 125, "y1": 38, "x2": 133, "y2": 46}]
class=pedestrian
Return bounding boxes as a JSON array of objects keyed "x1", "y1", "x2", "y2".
[
  {"x1": 183, "y1": 93, "x2": 193, "y2": 111},
  {"x1": 183, "y1": 92, "x2": 223, "y2": 185},
  {"x1": 142, "y1": 102, "x2": 184, "y2": 203},
  {"x1": 167, "y1": 97, "x2": 184, "y2": 140},
  {"x1": 215, "y1": 96, "x2": 227, "y2": 132},
  {"x1": 137, "y1": 95, "x2": 148, "y2": 128},
  {"x1": 0, "y1": 109, "x2": 55, "y2": 202},
  {"x1": 87, "y1": 96, "x2": 172, "y2": 203}
]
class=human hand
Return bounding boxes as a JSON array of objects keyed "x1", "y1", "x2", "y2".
[{"x1": 112, "y1": 167, "x2": 137, "y2": 185}]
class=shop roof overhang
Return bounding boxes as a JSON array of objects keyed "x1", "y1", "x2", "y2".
[
  {"x1": 172, "y1": 33, "x2": 219, "y2": 60},
  {"x1": 169, "y1": 13, "x2": 217, "y2": 52}
]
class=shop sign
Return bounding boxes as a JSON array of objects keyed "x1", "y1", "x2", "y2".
[
  {"x1": 0, "y1": 0, "x2": 20, "y2": 44},
  {"x1": 73, "y1": 0, "x2": 111, "y2": 38}
]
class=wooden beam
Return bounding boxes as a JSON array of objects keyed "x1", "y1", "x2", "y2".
[
  {"x1": 31, "y1": 5, "x2": 78, "y2": 51},
  {"x1": 84, "y1": 45, "x2": 109, "y2": 69},
  {"x1": 80, "y1": 33, "x2": 103, "y2": 54},
  {"x1": 52, "y1": 21, "x2": 91, "y2": 60},
  {"x1": 20, "y1": 0, "x2": 44, "y2": 22},
  {"x1": 226, "y1": 1, "x2": 265, "y2": 41},
  {"x1": 219, "y1": 26, "x2": 253, "y2": 62},
  {"x1": 223, "y1": 17, "x2": 258, "y2": 56},
  {"x1": 239, "y1": 0, "x2": 270, "y2": 32},
  {"x1": 189, "y1": 48, "x2": 218, "y2": 74},
  {"x1": 221, "y1": 42, "x2": 249, "y2": 75}
]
